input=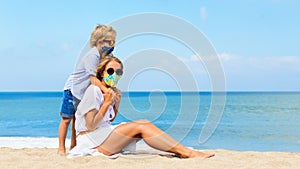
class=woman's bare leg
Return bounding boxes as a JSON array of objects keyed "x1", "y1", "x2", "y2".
[{"x1": 97, "y1": 120, "x2": 214, "y2": 158}]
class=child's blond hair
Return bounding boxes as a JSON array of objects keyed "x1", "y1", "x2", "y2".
[{"x1": 90, "y1": 25, "x2": 116, "y2": 48}]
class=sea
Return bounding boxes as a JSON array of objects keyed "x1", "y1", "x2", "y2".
[{"x1": 0, "y1": 91, "x2": 299, "y2": 152}]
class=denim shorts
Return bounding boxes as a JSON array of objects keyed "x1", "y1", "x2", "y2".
[{"x1": 60, "y1": 90, "x2": 80, "y2": 118}]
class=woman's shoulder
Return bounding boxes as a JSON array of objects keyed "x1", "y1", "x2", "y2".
[
  {"x1": 81, "y1": 85, "x2": 104, "y2": 103},
  {"x1": 87, "y1": 85, "x2": 103, "y2": 96},
  {"x1": 86, "y1": 84, "x2": 101, "y2": 91}
]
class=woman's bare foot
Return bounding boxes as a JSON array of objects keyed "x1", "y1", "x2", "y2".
[
  {"x1": 181, "y1": 149, "x2": 215, "y2": 159},
  {"x1": 189, "y1": 150, "x2": 215, "y2": 158}
]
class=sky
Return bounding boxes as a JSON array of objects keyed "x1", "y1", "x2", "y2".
[{"x1": 0, "y1": 0, "x2": 299, "y2": 91}]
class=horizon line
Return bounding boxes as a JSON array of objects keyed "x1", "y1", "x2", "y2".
[{"x1": 1, "y1": 90, "x2": 300, "y2": 93}]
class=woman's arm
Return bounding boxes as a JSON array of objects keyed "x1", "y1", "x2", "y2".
[
  {"x1": 112, "y1": 88, "x2": 122, "y2": 112},
  {"x1": 110, "y1": 87, "x2": 122, "y2": 122},
  {"x1": 84, "y1": 88, "x2": 115, "y2": 131},
  {"x1": 90, "y1": 75, "x2": 121, "y2": 117}
]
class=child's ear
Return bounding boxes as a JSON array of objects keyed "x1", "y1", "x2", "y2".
[
  {"x1": 98, "y1": 40, "x2": 103, "y2": 45},
  {"x1": 96, "y1": 40, "x2": 101, "y2": 48}
]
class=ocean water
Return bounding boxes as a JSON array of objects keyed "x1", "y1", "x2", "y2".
[{"x1": 0, "y1": 91, "x2": 299, "y2": 152}]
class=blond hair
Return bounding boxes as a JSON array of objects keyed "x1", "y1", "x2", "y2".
[
  {"x1": 90, "y1": 25, "x2": 116, "y2": 48},
  {"x1": 96, "y1": 56, "x2": 123, "y2": 80}
]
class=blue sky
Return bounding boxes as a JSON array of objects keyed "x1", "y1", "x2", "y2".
[{"x1": 0, "y1": 0, "x2": 299, "y2": 91}]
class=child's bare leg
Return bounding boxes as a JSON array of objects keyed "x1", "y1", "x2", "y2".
[
  {"x1": 70, "y1": 117, "x2": 76, "y2": 150},
  {"x1": 58, "y1": 117, "x2": 71, "y2": 155},
  {"x1": 97, "y1": 120, "x2": 214, "y2": 158}
]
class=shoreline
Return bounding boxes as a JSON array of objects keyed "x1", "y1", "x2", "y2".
[
  {"x1": 1, "y1": 136, "x2": 299, "y2": 152},
  {"x1": 0, "y1": 148, "x2": 299, "y2": 169}
]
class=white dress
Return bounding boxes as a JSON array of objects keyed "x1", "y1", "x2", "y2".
[{"x1": 68, "y1": 85, "x2": 135, "y2": 158}]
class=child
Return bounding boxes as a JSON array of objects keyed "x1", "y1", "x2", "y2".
[{"x1": 58, "y1": 25, "x2": 117, "y2": 155}]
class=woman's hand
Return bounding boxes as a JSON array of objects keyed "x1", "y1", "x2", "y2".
[
  {"x1": 112, "y1": 87, "x2": 122, "y2": 104},
  {"x1": 111, "y1": 87, "x2": 122, "y2": 121},
  {"x1": 85, "y1": 88, "x2": 115, "y2": 131},
  {"x1": 103, "y1": 88, "x2": 115, "y2": 105}
]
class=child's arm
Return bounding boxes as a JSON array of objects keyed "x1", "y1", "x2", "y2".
[{"x1": 90, "y1": 75, "x2": 109, "y2": 93}]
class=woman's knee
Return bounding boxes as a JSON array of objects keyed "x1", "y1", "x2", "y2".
[
  {"x1": 131, "y1": 119, "x2": 154, "y2": 131},
  {"x1": 118, "y1": 119, "x2": 153, "y2": 134},
  {"x1": 133, "y1": 119, "x2": 151, "y2": 124}
]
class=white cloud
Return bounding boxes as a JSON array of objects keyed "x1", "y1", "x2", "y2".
[
  {"x1": 218, "y1": 53, "x2": 300, "y2": 73},
  {"x1": 180, "y1": 53, "x2": 300, "y2": 91},
  {"x1": 180, "y1": 53, "x2": 300, "y2": 75},
  {"x1": 61, "y1": 42, "x2": 74, "y2": 52},
  {"x1": 200, "y1": 6, "x2": 208, "y2": 21}
]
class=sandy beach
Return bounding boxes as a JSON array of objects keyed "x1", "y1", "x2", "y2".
[{"x1": 0, "y1": 147, "x2": 299, "y2": 169}]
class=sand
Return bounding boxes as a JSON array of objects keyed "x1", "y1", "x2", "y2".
[{"x1": 0, "y1": 148, "x2": 299, "y2": 169}]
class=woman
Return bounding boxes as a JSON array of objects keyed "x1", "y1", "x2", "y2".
[{"x1": 69, "y1": 56, "x2": 215, "y2": 159}]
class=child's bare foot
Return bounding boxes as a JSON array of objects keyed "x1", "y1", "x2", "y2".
[{"x1": 57, "y1": 148, "x2": 66, "y2": 155}]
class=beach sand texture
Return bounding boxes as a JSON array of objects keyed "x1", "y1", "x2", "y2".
[{"x1": 0, "y1": 148, "x2": 299, "y2": 169}]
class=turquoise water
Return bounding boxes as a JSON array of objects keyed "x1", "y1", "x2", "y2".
[{"x1": 0, "y1": 92, "x2": 299, "y2": 152}]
